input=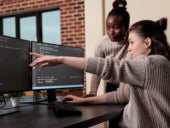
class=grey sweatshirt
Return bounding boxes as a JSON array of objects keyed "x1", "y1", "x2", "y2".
[{"x1": 85, "y1": 55, "x2": 170, "y2": 128}]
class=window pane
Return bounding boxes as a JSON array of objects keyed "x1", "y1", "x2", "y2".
[
  {"x1": 42, "y1": 10, "x2": 61, "y2": 44},
  {"x1": 20, "y1": 16, "x2": 37, "y2": 41},
  {"x1": 3, "y1": 17, "x2": 16, "y2": 37}
]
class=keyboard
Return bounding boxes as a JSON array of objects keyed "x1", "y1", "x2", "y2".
[{"x1": 53, "y1": 101, "x2": 82, "y2": 116}]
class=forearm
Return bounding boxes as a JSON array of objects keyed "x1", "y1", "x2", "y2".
[
  {"x1": 61, "y1": 56, "x2": 87, "y2": 70},
  {"x1": 30, "y1": 52, "x2": 87, "y2": 70},
  {"x1": 88, "y1": 75, "x2": 101, "y2": 95},
  {"x1": 83, "y1": 94, "x2": 107, "y2": 104}
]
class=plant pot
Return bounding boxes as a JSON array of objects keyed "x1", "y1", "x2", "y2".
[{"x1": 10, "y1": 97, "x2": 20, "y2": 107}]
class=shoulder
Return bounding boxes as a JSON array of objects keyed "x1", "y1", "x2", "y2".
[
  {"x1": 134, "y1": 55, "x2": 170, "y2": 69},
  {"x1": 94, "y1": 35, "x2": 112, "y2": 56},
  {"x1": 122, "y1": 55, "x2": 169, "y2": 72},
  {"x1": 96, "y1": 35, "x2": 111, "y2": 46},
  {"x1": 137, "y1": 55, "x2": 169, "y2": 63},
  {"x1": 95, "y1": 35, "x2": 126, "y2": 49},
  {"x1": 99, "y1": 35, "x2": 110, "y2": 42}
]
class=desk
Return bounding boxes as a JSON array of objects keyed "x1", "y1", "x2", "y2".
[{"x1": 0, "y1": 103, "x2": 124, "y2": 128}]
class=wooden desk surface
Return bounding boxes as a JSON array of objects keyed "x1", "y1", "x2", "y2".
[{"x1": 0, "y1": 103, "x2": 124, "y2": 128}]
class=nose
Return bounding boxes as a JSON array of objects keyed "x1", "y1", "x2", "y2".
[
  {"x1": 127, "y1": 45, "x2": 131, "y2": 52},
  {"x1": 108, "y1": 28, "x2": 115, "y2": 35}
]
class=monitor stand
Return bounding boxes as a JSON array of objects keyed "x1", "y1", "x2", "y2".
[
  {"x1": 36, "y1": 89, "x2": 57, "y2": 105},
  {"x1": 46, "y1": 89, "x2": 57, "y2": 104}
]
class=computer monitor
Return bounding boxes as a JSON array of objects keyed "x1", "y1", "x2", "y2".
[
  {"x1": 0, "y1": 35, "x2": 31, "y2": 94},
  {"x1": 0, "y1": 35, "x2": 31, "y2": 115},
  {"x1": 31, "y1": 42, "x2": 84, "y2": 103}
]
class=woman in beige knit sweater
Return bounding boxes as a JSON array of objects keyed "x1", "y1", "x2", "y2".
[
  {"x1": 29, "y1": 17, "x2": 170, "y2": 127},
  {"x1": 87, "y1": 0, "x2": 130, "y2": 97},
  {"x1": 88, "y1": 0, "x2": 131, "y2": 126}
]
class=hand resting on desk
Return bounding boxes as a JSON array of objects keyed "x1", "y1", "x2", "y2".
[{"x1": 63, "y1": 94, "x2": 108, "y2": 105}]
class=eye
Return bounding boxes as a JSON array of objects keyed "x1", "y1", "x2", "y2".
[
  {"x1": 106, "y1": 25, "x2": 121, "y2": 30},
  {"x1": 113, "y1": 25, "x2": 120, "y2": 29},
  {"x1": 106, "y1": 25, "x2": 110, "y2": 30},
  {"x1": 129, "y1": 40, "x2": 134, "y2": 45}
]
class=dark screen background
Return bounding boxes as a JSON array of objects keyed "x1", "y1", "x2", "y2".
[{"x1": 0, "y1": 35, "x2": 31, "y2": 94}]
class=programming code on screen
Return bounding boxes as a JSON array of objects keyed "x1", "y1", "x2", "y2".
[
  {"x1": 31, "y1": 42, "x2": 84, "y2": 90},
  {"x1": 0, "y1": 35, "x2": 31, "y2": 93}
]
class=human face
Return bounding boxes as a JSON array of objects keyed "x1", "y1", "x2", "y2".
[
  {"x1": 128, "y1": 31, "x2": 151, "y2": 58},
  {"x1": 106, "y1": 15, "x2": 126, "y2": 42}
]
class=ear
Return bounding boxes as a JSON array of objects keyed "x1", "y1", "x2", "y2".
[{"x1": 144, "y1": 37, "x2": 152, "y2": 48}]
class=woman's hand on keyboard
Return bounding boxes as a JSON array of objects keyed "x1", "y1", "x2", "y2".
[{"x1": 63, "y1": 95, "x2": 86, "y2": 104}]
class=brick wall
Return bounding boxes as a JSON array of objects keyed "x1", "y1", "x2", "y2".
[{"x1": 0, "y1": 0, "x2": 85, "y2": 49}]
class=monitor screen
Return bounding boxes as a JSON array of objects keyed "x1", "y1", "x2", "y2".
[
  {"x1": 31, "y1": 42, "x2": 84, "y2": 102},
  {"x1": 0, "y1": 35, "x2": 31, "y2": 94}
]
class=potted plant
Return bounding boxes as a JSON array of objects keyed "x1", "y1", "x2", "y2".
[{"x1": 8, "y1": 92, "x2": 25, "y2": 107}]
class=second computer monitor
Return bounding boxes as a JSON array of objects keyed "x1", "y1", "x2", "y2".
[{"x1": 31, "y1": 42, "x2": 84, "y2": 102}]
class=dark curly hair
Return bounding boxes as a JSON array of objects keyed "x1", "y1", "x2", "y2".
[{"x1": 107, "y1": 0, "x2": 130, "y2": 32}]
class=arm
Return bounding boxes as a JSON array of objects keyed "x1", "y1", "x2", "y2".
[
  {"x1": 63, "y1": 82, "x2": 130, "y2": 105},
  {"x1": 88, "y1": 75, "x2": 101, "y2": 96},
  {"x1": 29, "y1": 52, "x2": 146, "y2": 88},
  {"x1": 88, "y1": 40, "x2": 104, "y2": 96},
  {"x1": 106, "y1": 83, "x2": 130, "y2": 104},
  {"x1": 63, "y1": 94, "x2": 108, "y2": 104},
  {"x1": 29, "y1": 52, "x2": 86, "y2": 70},
  {"x1": 85, "y1": 56, "x2": 147, "y2": 88}
]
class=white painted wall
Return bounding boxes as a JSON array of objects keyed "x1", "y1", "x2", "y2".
[{"x1": 85, "y1": 0, "x2": 105, "y2": 96}]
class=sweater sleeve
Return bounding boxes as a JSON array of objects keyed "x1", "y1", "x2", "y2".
[
  {"x1": 88, "y1": 74, "x2": 101, "y2": 95},
  {"x1": 85, "y1": 56, "x2": 147, "y2": 88},
  {"x1": 106, "y1": 82, "x2": 130, "y2": 104},
  {"x1": 88, "y1": 41, "x2": 104, "y2": 95}
]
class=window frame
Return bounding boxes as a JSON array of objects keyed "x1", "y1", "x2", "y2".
[{"x1": 0, "y1": 6, "x2": 60, "y2": 43}]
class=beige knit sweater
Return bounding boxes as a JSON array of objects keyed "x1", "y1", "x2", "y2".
[
  {"x1": 89, "y1": 35, "x2": 129, "y2": 95},
  {"x1": 86, "y1": 55, "x2": 170, "y2": 127}
]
